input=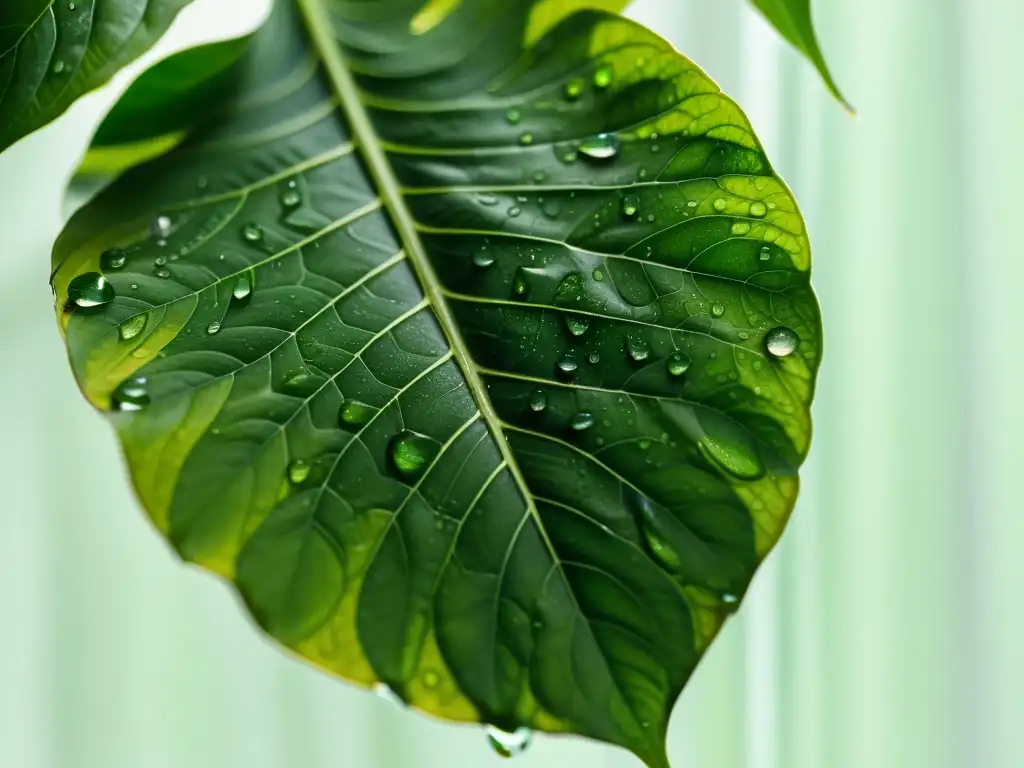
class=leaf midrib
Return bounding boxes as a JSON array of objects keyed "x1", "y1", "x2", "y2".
[{"x1": 295, "y1": 0, "x2": 548, "y2": 539}]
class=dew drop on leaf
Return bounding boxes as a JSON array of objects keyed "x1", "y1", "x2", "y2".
[
  {"x1": 486, "y1": 726, "x2": 532, "y2": 758},
  {"x1": 529, "y1": 390, "x2": 547, "y2": 412},
  {"x1": 111, "y1": 376, "x2": 149, "y2": 412},
  {"x1": 472, "y1": 250, "x2": 495, "y2": 268},
  {"x1": 711, "y1": 303, "x2": 725, "y2": 317},
  {"x1": 759, "y1": 246, "x2": 771, "y2": 262},
  {"x1": 512, "y1": 268, "x2": 529, "y2": 297},
  {"x1": 241, "y1": 222, "x2": 264, "y2": 243},
  {"x1": 119, "y1": 314, "x2": 146, "y2": 341},
  {"x1": 593, "y1": 64, "x2": 613, "y2": 89},
  {"x1": 154, "y1": 268, "x2": 171, "y2": 279},
  {"x1": 279, "y1": 188, "x2": 302, "y2": 210},
  {"x1": 100, "y1": 248, "x2": 127, "y2": 271},
  {"x1": 642, "y1": 519, "x2": 682, "y2": 572},
  {"x1": 518, "y1": 132, "x2": 533, "y2": 146},
  {"x1": 749, "y1": 201, "x2": 767, "y2": 218},
  {"x1": 52, "y1": 60, "x2": 66, "y2": 75},
  {"x1": 625, "y1": 335, "x2": 650, "y2": 363},
  {"x1": 667, "y1": 351, "x2": 691, "y2": 376},
  {"x1": 206, "y1": 321, "x2": 222, "y2": 335},
  {"x1": 565, "y1": 314, "x2": 590, "y2": 337},
  {"x1": 570, "y1": 412, "x2": 595, "y2": 431},
  {"x1": 713, "y1": 198, "x2": 727, "y2": 212},
  {"x1": 389, "y1": 430, "x2": 439, "y2": 479},
  {"x1": 622, "y1": 195, "x2": 639, "y2": 218},
  {"x1": 339, "y1": 399, "x2": 374, "y2": 427},
  {"x1": 287, "y1": 460, "x2": 311, "y2": 485},
  {"x1": 564, "y1": 79, "x2": 584, "y2": 101},
  {"x1": 151, "y1": 215, "x2": 172, "y2": 239},
  {"x1": 232, "y1": 274, "x2": 252, "y2": 301},
  {"x1": 765, "y1": 326, "x2": 799, "y2": 358},
  {"x1": 592, "y1": 268, "x2": 604, "y2": 282},
  {"x1": 557, "y1": 352, "x2": 579, "y2": 375},
  {"x1": 506, "y1": 107, "x2": 522, "y2": 125},
  {"x1": 67, "y1": 272, "x2": 115, "y2": 308},
  {"x1": 578, "y1": 133, "x2": 619, "y2": 161},
  {"x1": 699, "y1": 430, "x2": 765, "y2": 481}
]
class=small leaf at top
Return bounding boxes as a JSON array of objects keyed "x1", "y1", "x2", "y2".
[{"x1": 50, "y1": 1, "x2": 822, "y2": 765}]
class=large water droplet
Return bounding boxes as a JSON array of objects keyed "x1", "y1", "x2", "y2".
[
  {"x1": 579, "y1": 133, "x2": 619, "y2": 161},
  {"x1": 151, "y1": 215, "x2": 172, "y2": 239},
  {"x1": 206, "y1": 321, "x2": 222, "y2": 335},
  {"x1": 749, "y1": 201, "x2": 767, "y2": 218},
  {"x1": 557, "y1": 352, "x2": 579, "y2": 375},
  {"x1": 765, "y1": 326, "x2": 799, "y2": 358},
  {"x1": 593, "y1": 64, "x2": 613, "y2": 89},
  {"x1": 625, "y1": 335, "x2": 650, "y2": 363},
  {"x1": 713, "y1": 198, "x2": 728, "y2": 212},
  {"x1": 711, "y1": 303, "x2": 725, "y2": 318},
  {"x1": 565, "y1": 314, "x2": 590, "y2": 337},
  {"x1": 241, "y1": 222, "x2": 264, "y2": 243},
  {"x1": 232, "y1": 274, "x2": 252, "y2": 301},
  {"x1": 339, "y1": 399, "x2": 374, "y2": 428},
  {"x1": 119, "y1": 314, "x2": 146, "y2": 341},
  {"x1": 389, "y1": 430, "x2": 439, "y2": 479},
  {"x1": 529, "y1": 390, "x2": 547, "y2": 412},
  {"x1": 111, "y1": 376, "x2": 150, "y2": 412},
  {"x1": 487, "y1": 726, "x2": 532, "y2": 759},
  {"x1": 667, "y1": 351, "x2": 691, "y2": 376},
  {"x1": 67, "y1": 272, "x2": 115, "y2": 308},
  {"x1": 570, "y1": 412, "x2": 595, "y2": 431},
  {"x1": 100, "y1": 248, "x2": 127, "y2": 271}
]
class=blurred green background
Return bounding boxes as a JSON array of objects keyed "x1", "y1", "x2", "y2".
[{"x1": 1, "y1": 0, "x2": 1020, "y2": 766}]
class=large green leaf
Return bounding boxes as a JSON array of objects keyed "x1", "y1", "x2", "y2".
[
  {"x1": 750, "y1": 0, "x2": 850, "y2": 110},
  {"x1": 51, "y1": 1, "x2": 821, "y2": 765},
  {"x1": 0, "y1": 0, "x2": 193, "y2": 154}
]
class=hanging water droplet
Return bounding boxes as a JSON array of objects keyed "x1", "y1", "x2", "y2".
[
  {"x1": 389, "y1": 430, "x2": 439, "y2": 479},
  {"x1": 287, "y1": 460, "x2": 311, "y2": 485},
  {"x1": 667, "y1": 351, "x2": 691, "y2": 376},
  {"x1": 625, "y1": 335, "x2": 650, "y2": 363},
  {"x1": 506, "y1": 107, "x2": 522, "y2": 125},
  {"x1": 711, "y1": 303, "x2": 725, "y2": 318},
  {"x1": 280, "y1": 188, "x2": 302, "y2": 210},
  {"x1": 565, "y1": 314, "x2": 590, "y2": 337},
  {"x1": 593, "y1": 64, "x2": 613, "y2": 89},
  {"x1": 472, "y1": 250, "x2": 495, "y2": 268},
  {"x1": 151, "y1": 215, "x2": 172, "y2": 239},
  {"x1": 241, "y1": 222, "x2": 263, "y2": 243},
  {"x1": 339, "y1": 399, "x2": 374, "y2": 427},
  {"x1": 564, "y1": 79, "x2": 584, "y2": 101},
  {"x1": 100, "y1": 248, "x2": 127, "y2": 271},
  {"x1": 512, "y1": 268, "x2": 529, "y2": 297},
  {"x1": 119, "y1": 314, "x2": 147, "y2": 341},
  {"x1": 67, "y1": 272, "x2": 115, "y2": 308},
  {"x1": 557, "y1": 352, "x2": 579, "y2": 375},
  {"x1": 622, "y1": 195, "x2": 639, "y2": 218},
  {"x1": 518, "y1": 132, "x2": 533, "y2": 146},
  {"x1": 487, "y1": 726, "x2": 532, "y2": 758},
  {"x1": 578, "y1": 133, "x2": 619, "y2": 161},
  {"x1": 765, "y1": 326, "x2": 799, "y2": 358},
  {"x1": 570, "y1": 412, "x2": 595, "y2": 431},
  {"x1": 232, "y1": 274, "x2": 252, "y2": 301},
  {"x1": 529, "y1": 390, "x2": 547, "y2": 412},
  {"x1": 749, "y1": 201, "x2": 767, "y2": 218},
  {"x1": 111, "y1": 376, "x2": 150, "y2": 412},
  {"x1": 206, "y1": 320, "x2": 222, "y2": 335}
]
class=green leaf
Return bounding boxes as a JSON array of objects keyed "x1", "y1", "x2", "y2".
[
  {"x1": 51, "y1": 1, "x2": 821, "y2": 765},
  {"x1": 749, "y1": 0, "x2": 850, "y2": 110},
  {"x1": 0, "y1": 0, "x2": 194, "y2": 155}
]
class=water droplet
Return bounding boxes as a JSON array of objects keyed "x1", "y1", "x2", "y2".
[
  {"x1": 749, "y1": 201, "x2": 767, "y2": 218},
  {"x1": 593, "y1": 64, "x2": 613, "y2": 89},
  {"x1": 759, "y1": 247, "x2": 771, "y2": 262},
  {"x1": 339, "y1": 399, "x2": 374, "y2": 427},
  {"x1": 232, "y1": 275, "x2": 252, "y2": 301},
  {"x1": 529, "y1": 390, "x2": 547, "y2": 412},
  {"x1": 557, "y1": 353, "x2": 579, "y2": 375},
  {"x1": 722, "y1": 593, "x2": 739, "y2": 605},
  {"x1": 280, "y1": 188, "x2": 301, "y2": 210},
  {"x1": 518, "y1": 132, "x2": 533, "y2": 146},
  {"x1": 564, "y1": 79, "x2": 584, "y2": 101},
  {"x1": 765, "y1": 326, "x2": 799, "y2": 358},
  {"x1": 151, "y1": 215, "x2": 171, "y2": 239},
  {"x1": 422, "y1": 669, "x2": 440, "y2": 688},
  {"x1": 625, "y1": 335, "x2": 650, "y2": 363},
  {"x1": 154, "y1": 255, "x2": 167, "y2": 267},
  {"x1": 389, "y1": 430, "x2": 439, "y2": 479},
  {"x1": 154, "y1": 268, "x2": 171, "y2": 279},
  {"x1": 667, "y1": 351, "x2": 691, "y2": 376},
  {"x1": 52, "y1": 60, "x2": 66, "y2": 75},
  {"x1": 116, "y1": 313, "x2": 145, "y2": 340},
  {"x1": 206, "y1": 320, "x2": 222, "y2": 335},
  {"x1": 512, "y1": 269, "x2": 529, "y2": 297},
  {"x1": 67, "y1": 272, "x2": 115, "y2": 308},
  {"x1": 565, "y1": 314, "x2": 590, "y2": 337},
  {"x1": 570, "y1": 412, "x2": 595, "y2": 431},
  {"x1": 622, "y1": 195, "x2": 639, "y2": 218},
  {"x1": 711, "y1": 303, "x2": 725, "y2": 318},
  {"x1": 472, "y1": 250, "x2": 495, "y2": 268},
  {"x1": 111, "y1": 376, "x2": 149, "y2": 412},
  {"x1": 506, "y1": 107, "x2": 522, "y2": 124},
  {"x1": 587, "y1": 350, "x2": 601, "y2": 364},
  {"x1": 642, "y1": 520, "x2": 682, "y2": 572},
  {"x1": 487, "y1": 726, "x2": 532, "y2": 758},
  {"x1": 592, "y1": 268, "x2": 604, "y2": 282},
  {"x1": 561, "y1": 149, "x2": 578, "y2": 164},
  {"x1": 732, "y1": 222, "x2": 751, "y2": 236},
  {"x1": 100, "y1": 248, "x2": 127, "y2": 271},
  {"x1": 241, "y1": 222, "x2": 263, "y2": 243},
  {"x1": 507, "y1": 206, "x2": 521, "y2": 217},
  {"x1": 578, "y1": 133, "x2": 619, "y2": 161},
  {"x1": 288, "y1": 460, "x2": 311, "y2": 485}
]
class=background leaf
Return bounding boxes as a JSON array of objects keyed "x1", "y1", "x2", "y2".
[
  {"x1": 0, "y1": 0, "x2": 194, "y2": 155},
  {"x1": 749, "y1": 0, "x2": 850, "y2": 110},
  {"x1": 51, "y1": 1, "x2": 821, "y2": 765}
]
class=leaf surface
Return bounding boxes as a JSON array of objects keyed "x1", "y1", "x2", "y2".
[
  {"x1": 0, "y1": 0, "x2": 195, "y2": 154},
  {"x1": 51, "y1": 1, "x2": 821, "y2": 765}
]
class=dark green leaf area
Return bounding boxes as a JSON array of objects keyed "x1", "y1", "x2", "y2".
[{"x1": 52, "y1": 2, "x2": 821, "y2": 766}]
